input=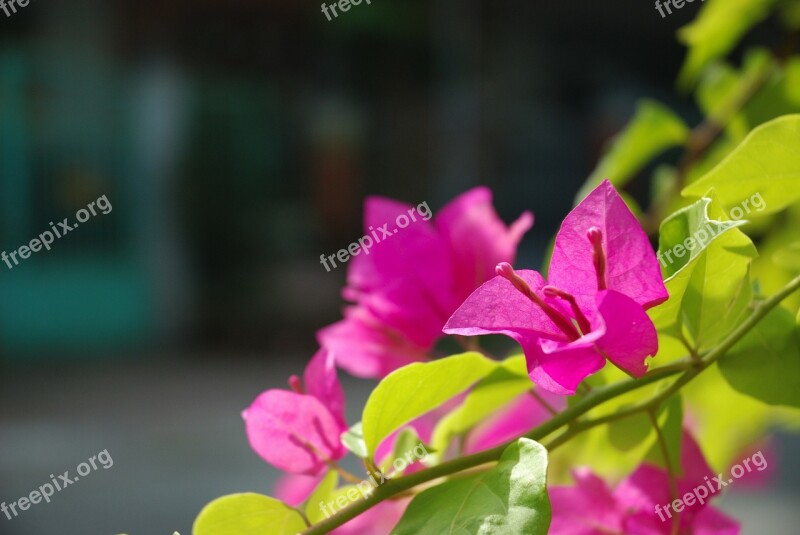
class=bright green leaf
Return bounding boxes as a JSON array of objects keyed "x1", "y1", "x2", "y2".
[
  {"x1": 677, "y1": 0, "x2": 777, "y2": 89},
  {"x1": 362, "y1": 352, "x2": 497, "y2": 456},
  {"x1": 650, "y1": 196, "x2": 757, "y2": 349},
  {"x1": 362, "y1": 352, "x2": 497, "y2": 457},
  {"x1": 193, "y1": 494, "x2": 307, "y2": 535},
  {"x1": 682, "y1": 115, "x2": 800, "y2": 215},
  {"x1": 341, "y1": 422, "x2": 369, "y2": 459},
  {"x1": 430, "y1": 356, "x2": 533, "y2": 457},
  {"x1": 392, "y1": 438, "x2": 551, "y2": 535},
  {"x1": 577, "y1": 100, "x2": 689, "y2": 202},
  {"x1": 304, "y1": 471, "x2": 339, "y2": 525},
  {"x1": 718, "y1": 306, "x2": 800, "y2": 407}
]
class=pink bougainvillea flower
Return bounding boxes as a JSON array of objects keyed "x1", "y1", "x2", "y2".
[
  {"x1": 550, "y1": 433, "x2": 740, "y2": 535},
  {"x1": 242, "y1": 350, "x2": 347, "y2": 475},
  {"x1": 445, "y1": 180, "x2": 668, "y2": 394},
  {"x1": 319, "y1": 187, "x2": 533, "y2": 378}
]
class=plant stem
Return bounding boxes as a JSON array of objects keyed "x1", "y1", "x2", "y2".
[
  {"x1": 302, "y1": 273, "x2": 800, "y2": 534},
  {"x1": 648, "y1": 409, "x2": 680, "y2": 535}
]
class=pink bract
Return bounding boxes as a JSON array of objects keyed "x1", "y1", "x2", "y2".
[
  {"x1": 319, "y1": 187, "x2": 532, "y2": 378},
  {"x1": 549, "y1": 433, "x2": 740, "y2": 535},
  {"x1": 445, "y1": 180, "x2": 667, "y2": 394},
  {"x1": 242, "y1": 350, "x2": 348, "y2": 475}
]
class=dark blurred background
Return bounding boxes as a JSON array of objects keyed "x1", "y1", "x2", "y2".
[{"x1": 1, "y1": 1, "x2": 798, "y2": 534}]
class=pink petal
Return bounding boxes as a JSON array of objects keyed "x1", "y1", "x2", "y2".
[
  {"x1": 691, "y1": 506, "x2": 741, "y2": 535},
  {"x1": 274, "y1": 473, "x2": 323, "y2": 507},
  {"x1": 443, "y1": 270, "x2": 569, "y2": 341},
  {"x1": 242, "y1": 390, "x2": 345, "y2": 475},
  {"x1": 549, "y1": 179, "x2": 668, "y2": 311},
  {"x1": 435, "y1": 187, "x2": 534, "y2": 305},
  {"x1": 347, "y1": 196, "x2": 452, "y2": 314},
  {"x1": 304, "y1": 349, "x2": 347, "y2": 428},
  {"x1": 358, "y1": 284, "x2": 449, "y2": 348},
  {"x1": 593, "y1": 290, "x2": 659, "y2": 377},
  {"x1": 679, "y1": 432, "x2": 716, "y2": 490},
  {"x1": 318, "y1": 306, "x2": 429, "y2": 379},
  {"x1": 614, "y1": 464, "x2": 671, "y2": 519},
  {"x1": 523, "y1": 334, "x2": 607, "y2": 395},
  {"x1": 549, "y1": 468, "x2": 624, "y2": 534}
]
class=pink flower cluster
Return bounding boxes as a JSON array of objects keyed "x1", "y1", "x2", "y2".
[
  {"x1": 318, "y1": 187, "x2": 533, "y2": 378},
  {"x1": 240, "y1": 182, "x2": 740, "y2": 534}
]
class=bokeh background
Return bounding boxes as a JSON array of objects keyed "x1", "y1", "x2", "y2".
[{"x1": 1, "y1": 1, "x2": 798, "y2": 533}]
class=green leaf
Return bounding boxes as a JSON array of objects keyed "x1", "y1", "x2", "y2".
[
  {"x1": 607, "y1": 408, "x2": 651, "y2": 452},
  {"x1": 718, "y1": 306, "x2": 800, "y2": 407},
  {"x1": 341, "y1": 422, "x2": 369, "y2": 459},
  {"x1": 773, "y1": 241, "x2": 800, "y2": 271},
  {"x1": 384, "y1": 427, "x2": 431, "y2": 475},
  {"x1": 650, "y1": 196, "x2": 757, "y2": 349},
  {"x1": 304, "y1": 471, "x2": 339, "y2": 525},
  {"x1": 682, "y1": 115, "x2": 800, "y2": 215},
  {"x1": 677, "y1": 0, "x2": 777, "y2": 89},
  {"x1": 392, "y1": 438, "x2": 551, "y2": 535},
  {"x1": 430, "y1": 355, "x2": 533, "y2": 457},
  {"x1": 656, "y1": 197, "x2": 747, "y2": 279},
  {"x1": 742, "y1": 56, "x2": 800, "y2": 129},
  {"x1": 193, "y1": 494, "x2": 307, "y2": 535},
  {"x1": 695, "y1": 48, "x2": 776, "y2": 139},
  {"x1": 577, "y1": 100, "x2": 689, "y2": 201},
  {"x1": 362, "y1": 352, "x2": 497, "y2": 457}
]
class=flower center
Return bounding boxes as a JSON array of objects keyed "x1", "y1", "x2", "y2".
[
  {"x1": 542, "y1": 285, "x2": 592, "y2": 336},
  {"x1": 495, "y1": 263, "x2": 581, "y2": 340},
  {"x1": 587, "y1": 227, "x2": 607, "y2": 291}
]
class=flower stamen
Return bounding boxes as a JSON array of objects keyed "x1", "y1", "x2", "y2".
[
  {"x1": 542, "y1": 285, "x2": 592, "y2": 335},
  {"x1": 496, "y1": 263, "x2": 581, "y2": 340},
  {"x1": 587, "y1": 227, "x2": 607, "y2": 291}
]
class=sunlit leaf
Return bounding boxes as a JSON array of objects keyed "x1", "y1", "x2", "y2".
[
  {"x1": 682, "y1": 115, "x2": 800, "y2": 215},
  {"x1": 304, "y1": 471, "x2": 339, "y2": 525},
  {"x1": 341, "y1": 422, "x2": 369, "y2": 459},
  {"x1": 430, "y1": 355, "x2": 532, "y2": 457},
  {"x1": 193, "y1": 494, "x2": 307, "y2": 535},
  {"x1": 677, "y1": 0, "x2": 777, "y2": 89},
  {"x1": 650, "y1": 196, "x2": 756, "y2": 349},
  {"x1": 362, "y1": 352, "x2": 497, "y2": 457},
  {"x1": 392, "y1": 439, "x2": 550, "y2": 535}
]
